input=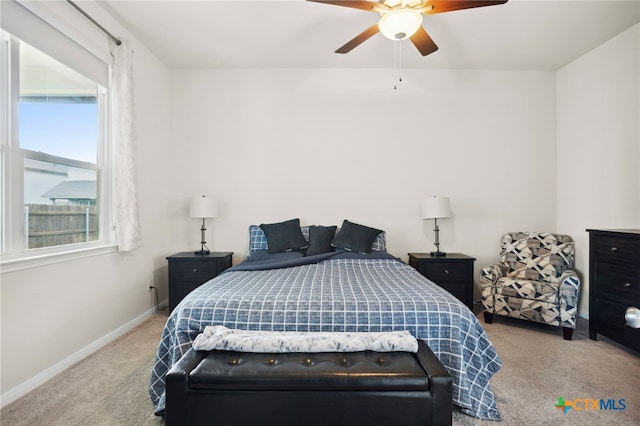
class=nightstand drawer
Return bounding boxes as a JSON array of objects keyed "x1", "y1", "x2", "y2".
[
  {"x1": 173, "y1": 280, "x2": 210, "y2": 296},
  {"x1": 172, "y1": 261, "x2": 221, "y2": 283},
  {"x1": 440, "y1": 282, "x2": 468, "y2": 302},
  {"x1": 420, "y1": 262, "x2": 468, "y2": 282}
]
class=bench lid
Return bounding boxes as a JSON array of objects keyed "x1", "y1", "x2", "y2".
[{"x1": 189, "y1": 350, "x2": 429, "y2": 391}]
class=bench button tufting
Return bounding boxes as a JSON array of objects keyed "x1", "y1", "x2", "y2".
[
  {"x1": 304, "y1": 358, "x2": 313, "y2": 366},
  {"x1": 228, "y1": 358, "x2": 239, "y2": 366},
  {"x1": 265, "y1": 358, "x2": 278, "y2": 366},
  {"x1": 340, "y1": 357, "x2": 350, "y2": 367}
]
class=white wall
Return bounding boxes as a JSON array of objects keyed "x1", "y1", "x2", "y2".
[
  {"x1": 0, "y1": 6, "x2": 172, "y2": 404},
  {"x1": 557, "y1": 24, "x2": 640, "y2": 318},
  {"x1": 167, "y1": 68, "x2": 557, "y2": 285}
]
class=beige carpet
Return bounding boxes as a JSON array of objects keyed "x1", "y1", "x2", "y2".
[
  {"x1": 1, "y1": 312, "x2": 639, "y2": 425},
  {"x1": 1, "y1": 313, "x2": 167, "y2": 426},
  {"x1": 452, "y1": 316, "x2": 640, "y2": 426}
]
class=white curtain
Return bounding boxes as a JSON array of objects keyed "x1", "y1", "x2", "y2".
[{"x1": 110, "y1": 38, "x2": 143, "y2": 251}]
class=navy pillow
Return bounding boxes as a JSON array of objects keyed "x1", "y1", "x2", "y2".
[
  {"x1": 306, "y1": 225, "x2": 338, "y2": 256},
  {"x1": 331, "y1": 220, "x2": 383, "y2": 254},
  {"x1": 260, "y1": 218, "x2": 308, "y2": 254}
]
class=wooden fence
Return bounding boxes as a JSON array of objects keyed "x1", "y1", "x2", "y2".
[{"x1": 25, "y1": 204, "x2": 98, "y2": 249}]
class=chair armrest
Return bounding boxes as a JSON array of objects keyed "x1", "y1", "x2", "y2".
[
  {"x1": 480, "y1": 263, "x2": 506, "y2": 288},
  {"x1": 558, "y1": 270, "x2": 581, "y2": 328},
  {"x1": 559, "y1": 269, "x2": 580, "y2": 299}
]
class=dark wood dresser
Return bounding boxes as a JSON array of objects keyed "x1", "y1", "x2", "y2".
[
  {"x1": 587, "y1": 229, "x2": 640, "y2": 353},
  {"x1": 408, "y1": 253, "x2": 476, "y2": 311},
  {"x1": 167, "y1": 252, "x2": 233, "y2": 312}
]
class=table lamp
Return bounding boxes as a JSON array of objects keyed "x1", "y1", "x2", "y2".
[
  {"x1": 190, "y1": 195, "x2": 218, "y2": 255},
  {"x1": 421, "y1": 196, "x2": 452, "y2": 257}
]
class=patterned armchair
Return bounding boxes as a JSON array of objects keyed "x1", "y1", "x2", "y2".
[{"x1": 480, "y1": 232, "x2": 580, "y2": 340}]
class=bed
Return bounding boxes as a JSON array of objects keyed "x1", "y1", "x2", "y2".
[{"x1": 150, "y1": 219, "x2": 503, "y2": 420}]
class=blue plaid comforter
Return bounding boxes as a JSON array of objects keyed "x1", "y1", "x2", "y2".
[{"x1": 150, "y1": 257, "x2": 502, "y2": 420}]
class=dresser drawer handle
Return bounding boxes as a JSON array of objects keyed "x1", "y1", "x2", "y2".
[
  {"x1": 193, "y1": 268, "x2": 198, "y2": 273},
  {"x1": 624, "y1": 282, "x2": 631, "y2": 288},
  {"x1": 444, "y1": 269, "x2": 449, "y2": 275},
  {"x1": 610, "y1": 247, "x2": 618, "y2": 252}
]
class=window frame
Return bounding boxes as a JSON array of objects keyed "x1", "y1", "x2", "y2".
[{"x1": 0, "y1": 31, "x2": 116, "y2": 273}]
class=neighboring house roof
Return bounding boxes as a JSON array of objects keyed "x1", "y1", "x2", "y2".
[{"x1": 42, "y1": 180, "x2": 96, "y2": 200}]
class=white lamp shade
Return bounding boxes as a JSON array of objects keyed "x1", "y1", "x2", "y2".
[
  {"x1": 421, "y1": 196, "x2": 452, "y2": 219},
  {"x1": 378, "y1": 9, "x2": 423, "y2": 40},
  {"x1": 189, "y1": 196, "x2": 218, "y2": 218}
]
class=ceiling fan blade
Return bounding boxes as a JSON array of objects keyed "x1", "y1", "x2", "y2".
[
  {"x1": 306, "y1": 0, "x2": 379, "y2": 12},
  {"x1": 335, "y1": 24, "x2": 380, "y2": 54},
  {"x1": 410, "y1": 27, "x2": 438, "y2": 56},
  {"x1": 425, "y1": 0, "x2": 508, "y2": 14}
]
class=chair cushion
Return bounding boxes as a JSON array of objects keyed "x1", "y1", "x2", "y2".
[
  {"x1": 495, "y1": 277, "x2": 558, "y2": 304},
  {"x1": 500, "y1": 232, "x2": 574, "y2": 282},
  {"x1": 492, "y1": 293, "x2": 562, "y2": 326}
]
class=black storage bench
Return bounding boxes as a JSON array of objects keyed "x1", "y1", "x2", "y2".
[{"x1": 165, "y1": 339, "x2": 452, "y2": 426}]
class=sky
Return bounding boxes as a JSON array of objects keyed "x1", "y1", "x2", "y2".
[{"x1": 19, "y1": 102, "x2": 97, "y2": 164}]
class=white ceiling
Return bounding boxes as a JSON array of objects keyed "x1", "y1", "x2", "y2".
[{"x1": 100, "y1": 0, "x2": 640, "y2": 70}]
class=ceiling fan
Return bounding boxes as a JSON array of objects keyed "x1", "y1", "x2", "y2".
[{"x1": 307, "y1": 0, "x2": 508, "y2": 56}]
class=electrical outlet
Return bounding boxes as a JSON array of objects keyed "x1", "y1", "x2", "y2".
[{"x1": 146, "y1": 278, "x2": 153, "y2": 291}]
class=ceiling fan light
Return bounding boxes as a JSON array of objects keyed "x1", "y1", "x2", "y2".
[{"x1": 378, "y1": 9, "x2": 423, "y2": 41}]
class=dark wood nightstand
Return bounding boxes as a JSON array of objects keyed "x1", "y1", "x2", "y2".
[
  {"x1": 167, "y1": 252, "x2": 233, "y2": 312},
  {"x1": 408, "y1": 253, "x2": 476, "y2": 311}
]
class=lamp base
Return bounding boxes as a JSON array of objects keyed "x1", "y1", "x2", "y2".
[
  {"x1": 194, "y1": 249, "x2": 210, "y2": 256},
  {"x1": 430, "y1": 251, "x2": 447, "y2": 257}
]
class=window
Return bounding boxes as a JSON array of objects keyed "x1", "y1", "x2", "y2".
[{"x1": 0, "y1": 29, "x2": 114, "y2": 265}]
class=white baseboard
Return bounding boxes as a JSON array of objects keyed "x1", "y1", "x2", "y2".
[{"x1": 0, "y1": 301, "x2": 167, "y2": 408}]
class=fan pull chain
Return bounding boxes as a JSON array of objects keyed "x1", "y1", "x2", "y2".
[{"x1": 394, "y1": 41, "x2": 403, "y2": 90}]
